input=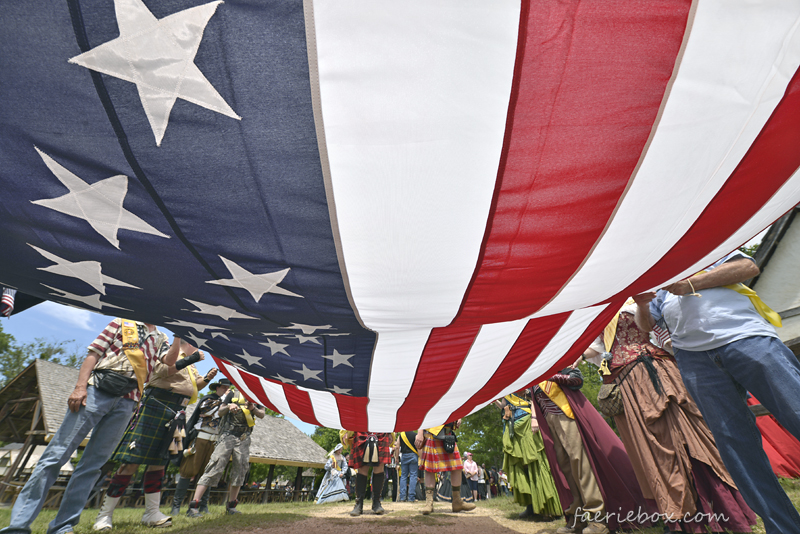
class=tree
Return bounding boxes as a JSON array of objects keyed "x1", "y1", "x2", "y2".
[
  {"x1": 457, "y1": 403, "x2": 504, "y2": 469},
  {"x1": 0, "y1": 321, "x2": 83, "y2": 388},
  {"x1": 311, "y1": 426, "x2": 341, "y2": 454}
]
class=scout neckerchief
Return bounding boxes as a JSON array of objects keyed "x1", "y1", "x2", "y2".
[
  {"x1": 504, "y1": 393, "x2": 531, "y2": 414},
  {"x1": 400, "y1": 431, "x2": 418, "y2": 455},
  {"x1": 537, "y1": 380, "x2": 575, "y2": 419},
  {"x1": 233, "y1": 392, "x2": 254, "y2": 427},
  {"x1": 120, "y1": 319, "x2": 148, "y2": 394},
  {"x1": 691, "y1": 271, "x2": 782, "y2": 328},
  {"x1": 179, "y1": 352, "x2": 199, "y2": 404}
]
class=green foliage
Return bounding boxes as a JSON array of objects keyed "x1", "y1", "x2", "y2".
[
  {"x1": 310, "y1": 426, "x2": 340, "y2": 454},
  {"x1": 739, "y1": 242, "x2": 760, "y2": 257},
  {"x1": 578, "y1": 361, "x2": 618, "y2": 434},
  {"x1": 456, "y1": 403, "x2": 504, "y2": 469},
  {"x1": 0, "y1": 321, "x2": 83, "y2": 388}
]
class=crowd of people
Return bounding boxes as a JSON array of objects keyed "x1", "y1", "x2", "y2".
[{"x1": 3, "y1": 249, "x2": 800, "y2": 534}]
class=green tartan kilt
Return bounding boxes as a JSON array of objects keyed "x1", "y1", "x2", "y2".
[{"x1": 112, "y1": 393, "x2": 182, "y2": 465}]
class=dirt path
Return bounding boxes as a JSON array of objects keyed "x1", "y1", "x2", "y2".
[{"x1": 247, "y1": 501, "x2": 561, "y2": 534}]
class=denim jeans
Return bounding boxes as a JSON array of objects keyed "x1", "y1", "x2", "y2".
[
  {"x1": 0, "y1": 386, "x2": 134, "y2": 534},
  {"x1": 674, "y1": 336, "x2": 800, "y2": 534},
  {"x1": 398, "y1": 452, "x2": 418, "y2": 501}
]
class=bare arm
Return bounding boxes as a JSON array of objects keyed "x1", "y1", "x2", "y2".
[
  {"x1": 663, "y1": 258, "x2": 759, "y2": 296},
  {"x1": 68, "y1": 352, "x2": 101, "y2": 413},
  {"x1": 634, "y1": 293, "x2": 657, "y2": 332},
  {"x1": 251, "y1": 404, "x2": 266, "y2": 419},
  {"x1": 161, "y1": 336, "x2": 181, "y2": 367}
]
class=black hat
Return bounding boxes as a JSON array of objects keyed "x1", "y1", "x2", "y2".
[{"x1": 208, "y1": 378, "x2": 232, "y2": 390}]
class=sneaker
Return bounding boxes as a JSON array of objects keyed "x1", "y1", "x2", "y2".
[
  {"x1": 186, "y1": 501, "x2": 202, "y2": 519},
  {"x1": 582, "y1": 522, "x2": 610, "y2": 534}
]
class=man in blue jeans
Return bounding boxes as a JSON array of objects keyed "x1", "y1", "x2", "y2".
[
  {"x1": 636, "y1": 250, "x2": 800, "y2": 534},
  {"x1": 0, "y1": 319, "x2": 178, "y2": 534},
  {"x1": 396, "y1": 430, "x2": 420, "y2": 502}
]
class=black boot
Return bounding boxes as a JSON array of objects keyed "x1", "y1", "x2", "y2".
[
  {"x1": 226, "y1": 499, "x2": 241, "y2": 515},
  {"x1": 519, "y1": 504, "x2": 534, "y2": 519},
  {"x1": 198, "y1": 489, "x2": 210, "y2": 515},
  {"x1": 350, "y1": 474, "x2": 368, "y2": 516},
  {"x1": 172, "y1": 476, "x2": 191, "y2": 516},
  {"x1": 371, "y1": 472, "x2": 385, "y2": 515}
]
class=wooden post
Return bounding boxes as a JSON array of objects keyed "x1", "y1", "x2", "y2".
[
  {"x1": 293, "y1": 467, "x2": 302, "y2": 502},
  {"x1": 0, "y1": 400, "x2": 42, "y2": 502},
  {"x1": 261, "y1": 464, "x2": 275, "y2": 503}
]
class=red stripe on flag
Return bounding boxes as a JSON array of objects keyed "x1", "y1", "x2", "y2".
[
  {"x1": 622, "y1": 66, "x2": 800, "y2": 296},
  {"x1": 282, "y1": 385, "x2": 322, "y2": 427},
  {"x1": 213, "y1": 356, "x2": 281, "y2": 414},
  {"x1": 449, "y1": 303, "x2": 622, "y2": 421},
  {"x1": 394, "y1": 325, "x2": 481, "y2": 430},
  {"x1": 454, "y1": 0, "x2": 692, "y2": 325},
  {"x1": 337, "y1": 395, "x2": 370, "y2": 431}
]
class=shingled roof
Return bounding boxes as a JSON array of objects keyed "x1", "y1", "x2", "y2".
[{"x1": 0, "y1": 359, "x2": 79, "y2": 444}]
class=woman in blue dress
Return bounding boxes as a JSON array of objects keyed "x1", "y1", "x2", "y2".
[{"x1": 316, "y1": 443, "x2": 350, "y2": 504}]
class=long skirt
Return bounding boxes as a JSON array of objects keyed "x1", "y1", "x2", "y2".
[
  {"x1": 614, "y1": 357, "x2": 756, "y2": 533},
  {"x1": 316, "y1": 472, "x2": 349, "y2": 504},
  {"x1": 502, "y1": 413, "x2": 562, "y2": 516},
  {"x1": 435, "y1": 470, "x2": 474, "y2": 503}
]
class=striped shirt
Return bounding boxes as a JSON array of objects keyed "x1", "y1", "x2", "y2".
[
  {"x1": 532, "y1": 371, "x2": 582, "y2": 417},
  {"x1": 87, "y1": 319, "x2": 169, "y2": 402}
]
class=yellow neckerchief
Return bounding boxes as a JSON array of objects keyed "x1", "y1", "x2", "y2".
[
  {"x1": 179, "y1": 352, "x2": 199, "y2": 404},
  {"x1": 400, "y1": 431, "x2": 418, "y2": 455},
  {"x1": 693, "y1": 271, "x2": 782, "y2": 327},
  {"x1": 340, "y1": 430, "x2": 354, "y2": 450},
  {"x1": 537, "y1": 381, "x2": 575, "y2": 419},
  {"x1": 120, "y1": 320, "x2": 148, "y2": 394},
  {"x1": 232, "y1": 392, "x2": 255, "y2": 427},
  {"x1": 504, "y1": 393, "x2": 531, "y2": 414}
]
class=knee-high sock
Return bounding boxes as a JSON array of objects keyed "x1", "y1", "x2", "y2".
[
  {"x1": 106, "y1": 474, "x2": 132, "y2": 498},
  {"x1": 143, "y1": 469, "x2": 164, "y2": 494}
]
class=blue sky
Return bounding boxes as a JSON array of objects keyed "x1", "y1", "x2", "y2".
[{"x1": 0, "y1": 304, "x2": 318, "y2": 436}]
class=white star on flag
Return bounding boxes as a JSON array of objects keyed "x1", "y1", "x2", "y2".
[
  {"x1": 260, "y1": 338, "x2": 290, "y2": 357},
  {"x1": 206, "y1": 256, "x2": 302, "y2": 302},
  {"x1": 183, "y1": 299, "x2": 256, "y2": 320},
  {"x1": 30, "y1": 245, "x2": 139, "y2": 295},
  {"x1": 281, "y1": 323, "x2": 333, "y2": 335},
  {"x1": 31, "y1": 148, "x2": 168, "y2": 249},
  {"x1": 329, "y1": 385, "x2": 351, "y2": 395},
  {"x1": 293, "y1": 334, "x2": 320, "y2": 345},
  {"x1": 42, "y1": 284, "x2": 129, "y2": 311},
  {"x1": 184, "y1": 331, "x2": 210, "y2": 350},
  {"x1": 322, "y1": 349, "x2": 354, "y2": 368},
  {"x1": 274, "y1": 374, "x2": 297, "y2": 385},
  {"x1": 294, "y1": 364, "x2": 322, "y2": 382},
  {"x1": 236, "y1": 349, "x2": 264, "y2": 368},
  {"x1": 165, "y1": 318, "x2": 220, "y2": 333},
  {"x1": 69, "y1": 0, "x2": 240, "y2": 146},
  {"x1": 211, "y1": 332, "x2": 229, "y2": 340}
]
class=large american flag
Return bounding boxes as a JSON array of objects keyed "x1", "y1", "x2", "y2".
[{"x1": 2, "y1": 0, "x2": 799, "y2": 431}]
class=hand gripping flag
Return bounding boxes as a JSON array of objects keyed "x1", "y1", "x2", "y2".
[{"x1": 2, "y1": 0, "x2": 800, "y2": 431}]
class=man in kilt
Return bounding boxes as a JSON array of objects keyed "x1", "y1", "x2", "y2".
[
  {"x1": 186, "y1": 389, "x2": 265, "y2": 517},
  {"x1": 1, "y1": 319, "x2": 177, "y2": 534},
  {"x1": 416, "y1": 420, "x2": 476, "y2": 515},
  {"x1": 170, "y1": 379, "x2": 230, "y2": 516},
  {"x1": 342, "y1": 431, "x2": 393, "y2": 516},
  {"x1": 94, "y1": 339, "x2": 213, "y2": 530}
]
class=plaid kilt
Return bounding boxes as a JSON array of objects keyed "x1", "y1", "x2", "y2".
[
  {"x1": 349, "y1": 432, "x2": 392, "y2": 469},
  {"x1": 112, "y1": 391, "x2": 183, "y2": 465},
  {"x1": 419, "y1": 431, "x2": 462, "y2": 473}
]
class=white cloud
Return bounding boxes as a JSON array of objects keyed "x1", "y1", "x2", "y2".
[{"x1": 39, "y1": 301, "x2": 95, "y2": 330}]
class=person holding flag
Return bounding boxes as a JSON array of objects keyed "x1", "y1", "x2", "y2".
[
  {"x1": 186, "y1": 388, "x2": 265, "y2": 517},
  {"x1": 94, "y1": 338, "x2": 211, "y2": 530}
]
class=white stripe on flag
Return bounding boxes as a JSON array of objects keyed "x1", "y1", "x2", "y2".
[
  {"x1": 222, "y1": 361, "x2": 301, "y2": 421},
  {"x1": 312, "y1": 0, "x2": 520, "y2": 331},
  {"x1": 534, "y1": 0, "x2": 800, "y2": 317},
  {"x1": 419, "y1": 318, "x2": 529, "y2": 429},
  {"x1": 366, "y1": 328, "x2": 431, "y2": 432},
  {"x1": 220, "y1": 361, "x2": 263, "y2": 407},
  {"x1": 299, "y1": 386, "x2": 342, "y2": 429},
  {"x1": 657, "y1": 168, "x2": 800, "y2": 289}
]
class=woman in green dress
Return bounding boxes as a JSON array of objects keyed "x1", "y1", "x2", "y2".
[{"x1": 495, "y1": 390, "x2": 562, "y2": 520}]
